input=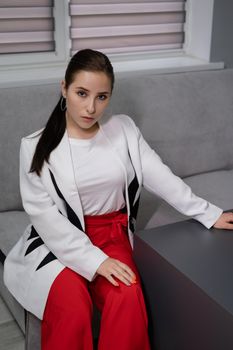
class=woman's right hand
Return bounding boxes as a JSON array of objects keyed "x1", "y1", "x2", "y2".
[{"x1": 96, "y1": 257, "x2": 137, "y2": 287}]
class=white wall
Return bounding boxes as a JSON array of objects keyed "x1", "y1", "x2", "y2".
[{"x1": 210, "y1": 0, "x2": 233, "y2": 68}]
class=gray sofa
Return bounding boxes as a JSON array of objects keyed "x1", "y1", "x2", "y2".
[{"x1": 0, "y1": 68, "x2": 233, "y2": 349}]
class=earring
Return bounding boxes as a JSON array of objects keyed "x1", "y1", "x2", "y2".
[{"x1": 60, "y1": 96, "x2": 66, "y2": 111}]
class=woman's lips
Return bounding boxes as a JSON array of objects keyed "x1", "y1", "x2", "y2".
[{"x1": 81, "y1": 116, "x2": 95, "y2": 122}]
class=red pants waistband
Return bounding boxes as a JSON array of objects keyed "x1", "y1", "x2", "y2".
[{"x1": 84, "y1": 208, "x2": 128, "y2": 227}]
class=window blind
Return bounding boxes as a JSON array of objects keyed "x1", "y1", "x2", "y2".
[
  {"x1": 69, "y1": 0, "x2": 186, "y2": 56},
  {"x1": 0, "y1": 0, "x2": 55, "y2": 54}
]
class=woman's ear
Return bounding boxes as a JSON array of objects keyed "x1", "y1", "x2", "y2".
[{"x1": 61, "y1": 80, "x2": 67, "y2": 98}]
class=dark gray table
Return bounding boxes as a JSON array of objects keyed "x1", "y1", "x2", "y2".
[{"x1": 134, "y1": 218, "x2": 233, "y2": 350}]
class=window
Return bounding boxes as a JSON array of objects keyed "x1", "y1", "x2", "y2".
[
  {"x1": 0, "y1": 0, "x2": 223, "y2": 86},
  {"x1": 69, "y1": 1, "x2": 186, "y2": 56},
  {"x1": 0, "y1": 0, "x2": 55, "y2": 55},
  {"x1": 0, "y1": 0, "x2": 69, "y2": 65}
]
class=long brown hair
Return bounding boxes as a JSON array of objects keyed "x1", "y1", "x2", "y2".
[{"x1": 30, "y1": 49, "x2": 115, "y2": 175}]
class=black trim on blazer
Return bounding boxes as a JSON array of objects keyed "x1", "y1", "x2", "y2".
[
  {"x1": 29, "y1": 170, "x2": 85, "y2": 272},
  {"x1": 128, "y1": 180, "x2": 140, "y2": 232},
  {"x1": 0, "y1": 249, "x2": 6, "y2": 264},
  {"x1": 33, "y1": 170, "x2": 85, "y2": 272},
  {"x1": 131, "y1": 194, "x2": 140, "y2": 219},
  {"x1": 127, "y1": 153, "x2": 140, "y2": 232},
  {"x1": 128, "y1": 174, "x2": 139, "y2": 207},
  {"x1": 128, "y1": 173, "x2": 140, "y2": 213},
  {"x1": 25, "y1": 225, "x2": 59, "y2": 270},
  {"x1": 25, "y1": 237, "x2": 44, "y2": 256},
  {"x1": 49, "y1": 170, "x2": 84, "y2": 232},
  {"x1": 27, "y1": 226, "x2": 39, "y2": 240},
  {"x1": 36, "y1": 252, "x2": 57, "y2": 271}
]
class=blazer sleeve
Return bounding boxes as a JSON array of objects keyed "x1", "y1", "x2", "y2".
[
  {"x1": 20, "y1": 138, "x2": 108, "y2": 281},
  {"x1": 128, "y1": 119, "x2": 223, "y2": 229}
]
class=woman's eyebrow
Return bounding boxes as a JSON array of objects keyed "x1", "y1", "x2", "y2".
[
  {"x1": 76, "y1": 86, "x2": 111, "y2": 94},
  {"x1": 98, "y1": 91, "x2": 111, "y2": 95},
  {"x1": 76, "y1": 86, "x2": 89, "y2": 91}
]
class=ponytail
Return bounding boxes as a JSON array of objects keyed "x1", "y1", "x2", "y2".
[{"x1": 30, "y1": 96, "x2": 66, "y2": 176}]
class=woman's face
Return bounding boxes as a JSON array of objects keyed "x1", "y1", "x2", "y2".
[{"x1": 61, "y1": 70, "x2": 112, "y2": 138}]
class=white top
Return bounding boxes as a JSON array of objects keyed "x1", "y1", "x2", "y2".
[{"x1": 69, "y1": 129, "x2": 128, "y2": 215}]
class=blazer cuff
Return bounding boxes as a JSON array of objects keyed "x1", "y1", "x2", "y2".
[
  {"x1": 194, "y1": 204, "x2": 223, "y2": 229},
  {"x1": 85, "y1": 249, "x2": 109, "y2": 282}
]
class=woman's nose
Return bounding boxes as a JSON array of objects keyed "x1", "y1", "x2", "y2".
[{"x1": 86, "y1": 98, "x2": 96, "y2": 114}]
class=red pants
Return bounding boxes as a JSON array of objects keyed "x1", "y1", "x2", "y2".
[{"x1": 41, "y1": 210, "x2": 151, "y2": 350}]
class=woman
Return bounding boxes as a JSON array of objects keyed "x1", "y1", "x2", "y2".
[{"x1": 4, "y1": 49, "x2": 233, "y2": 350}]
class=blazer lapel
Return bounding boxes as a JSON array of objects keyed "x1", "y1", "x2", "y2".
[
  {"x1": 99, "y1": 118, "x2": 136, "y2": 218},
  {"x1": 100, "y1": 116, "x2": 142, "y2": 233},
  {"x1": 48, "y1": 130, "x2": 84, "y2": 228},
  {"x1": 99, "y1": 116, "x2": 140, "y2": 187},
  {"x1": 99, "y1": 119, "x2": 131, "y2": 183}
]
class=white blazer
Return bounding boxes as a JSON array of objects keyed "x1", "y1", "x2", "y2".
[{"x1": 4, "y1": 114, "x2": 222, "y2": 319}]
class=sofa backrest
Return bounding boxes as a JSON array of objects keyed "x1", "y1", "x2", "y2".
[
  {"x1": 1, "y1": 68, "x2": 233, "y2": 211},
  {"x1": 0, "y1": 84, "x2": 60, "y2": 211},
  {"x1": 111, "y1": 68, "x2": 233, "y2": 177}
]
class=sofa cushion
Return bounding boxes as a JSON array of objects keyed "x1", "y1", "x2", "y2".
[
  {"x1": 0, "y1": 263, "x2": 26, "y2": 333},
  {"x1": 0, "y1": 211, "x2": 29, "y2": 256},
  {"x1": 0, "y1": 211, "x2": 28, "y2": 334},
  {"x1": 25, "y1": 312, "x2": 40, "y2": 349},
  {"x1": 185, "y1": 170, "x2": 233, "y2": 211},
  {"x1": 137, "y1": 169, "x2": 233, "y2": 230}
]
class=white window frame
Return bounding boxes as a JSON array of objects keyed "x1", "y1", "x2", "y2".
[
  {"x1": 111, "y1": 0, "x2": 224, "y2": 74},
  {"x1": 0, "y1": 0, "x2": 224, "y2": 87},
  {"x1": 0, "y1": 0, "x2": 70, "y2": 86}
]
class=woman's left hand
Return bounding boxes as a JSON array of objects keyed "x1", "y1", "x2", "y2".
[{"x1": 213, "y1": 212, "x2": 233, "y2": 230}]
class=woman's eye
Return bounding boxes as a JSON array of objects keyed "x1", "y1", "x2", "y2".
[
  {"x1": 98, "y1": 95, "x2": 107, "y2": 101},
  {"x1": 77, "y1": 91, "x2": 86, "y2": 97}
]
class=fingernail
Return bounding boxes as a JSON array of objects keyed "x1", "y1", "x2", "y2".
[{"x1": 131, "y1": 279, "x2": 137, "y2": 284}]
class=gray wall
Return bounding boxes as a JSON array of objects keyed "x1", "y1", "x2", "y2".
[{"x1": 210, "y1": 0, "x2": 233, "y2": 68}]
